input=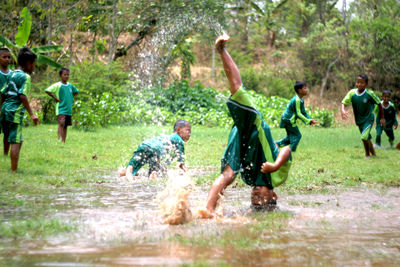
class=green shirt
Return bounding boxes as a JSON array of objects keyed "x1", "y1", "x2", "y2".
[
  {"x1": 342, "y1": 88, "x2": 381, "y2": 126},
  {"x1": 0, "y1": 70, "x2": 31, "y2": 124},
  {"x1": 281, "y1": 95, "x2": 311, "y2": 126},
  {"x1": 374, "y1": 101, "x2": 398, "y2": 128},
  {"x1": 142, "y1": 133, "x2": 185, "y2": 163},
  {"x1": 0, "y1": 69, "x2": 11, "y2": 93},
  {"x1": 45, "y1": 82, "x2": 79, "y2": 116}
]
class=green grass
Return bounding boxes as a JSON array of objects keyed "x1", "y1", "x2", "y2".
[{"x1": 0, "y1": 124, "x2": 399, "y2": 239}]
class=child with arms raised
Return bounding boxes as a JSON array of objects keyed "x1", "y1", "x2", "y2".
[
  {"x1": 45, "y1": 68, "x2": 79, "y2": 143},
  {"x1": 0, "y1": 47, "x2": 13, "y2": 156},
  {"x1": 0, "y1": 47, "x2": 40, "y2": 172},
  {"x1": 120, "y1": 120, "x2": 191, "y2": 180},
  {"x1": 276, "y1": 81, "x2": 318, "y2": 152},
  {"x1": 341, "y1": 74, "x2": 384, "y2": 157},
  {"x1": 199, "y1": 34, "x2": 292, "y2": 218},
  {"x1": 374, "y1": 90, "x2": 398, "y2": 148}
]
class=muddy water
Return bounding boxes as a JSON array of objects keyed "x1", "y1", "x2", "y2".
[{"x1": 1, "y1": 170, "x2": 399, "y2": 266}]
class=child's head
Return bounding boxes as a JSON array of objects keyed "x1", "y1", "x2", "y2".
[
  {"x1": 59, "y1": 67, "x2": 70, "y2": 83},
  {"x1": 294, "y1": 81, "x2": 308, "y2": 96},
  {"x1": 174, "y1": 120, "x2": 191, "y2": 142},
  {"x1": 17, "y1": 47, "x2": 36, "y2": 74},
  {"x1": 356, "y1": 74, "x2": 368, "y2": 91},
  {"x1": 381, "y1": 90, "x2": 391, "y2": 103},
  {"x1": 251, "y1": 186, "x2": 275, "y2": 208},
  {"x1": 0, "y1": 48, "x2": 11, "y2": 69}
]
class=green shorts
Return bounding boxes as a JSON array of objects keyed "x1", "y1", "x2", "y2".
[
  {"x1": 358, "y1": 120, "x2": 373, "y2": 141},
  {"x1": 221, "y1": 87, "x2": 291, "y2": 189},
  {"x1": 0, "y1": 118, "x2": 23, "y2": 143}
]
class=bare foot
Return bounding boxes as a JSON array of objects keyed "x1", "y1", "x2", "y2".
[
  {"x1": 196, "y1": 207, "x2": 214, "y2": 219},
  {"x1": 150, "y1": 171, "x2": 158, "y2": 179},
  {"x1": 215, "y1": 33, "x2": 230, "y2": 53}
]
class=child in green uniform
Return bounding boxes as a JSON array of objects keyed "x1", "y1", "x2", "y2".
[
  {"x1": 0, "y1": 48, "x2": 13, "y2": 155},
  {"x1": 276, "y1": 81, "x2": 318, "y2": 152},
  {"x1": 45, "y1": 68, "x2": 79, "y2": 143},
  {"x1": 373, "y1": 90, "x2": 398, "y2": 148},
  {"x1": 341, "y1": 74, "x2": 384, "y2": 157},
  {"x1": 120, "y1": 120, "x2": 191, "y2": 180},
  {"x1": 0, "y1": 47, "x2": 40, "y2": 172},
  {"x1": 199, "y1": 34, "x2": 292, "y2": 218}
]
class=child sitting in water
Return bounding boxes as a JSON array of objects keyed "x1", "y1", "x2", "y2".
[
  {"x1": 120, "y1": 120, "x2": 191, "y2": 180},
  {"x1": 199, "y1": 34, "x2": 292, "y2": 218}
]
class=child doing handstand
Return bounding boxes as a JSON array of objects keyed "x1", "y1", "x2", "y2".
[
  {"x1": 341, "y1": 74, "x2": 384, "y2": 157},
  {"x1": 120, "y1": 120, "x2": 191, "y2": 180},
  {"x1": 199, "y1": 34, "x2": 292, "y2": 218}
]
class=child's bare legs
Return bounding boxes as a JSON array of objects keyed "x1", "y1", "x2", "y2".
[
  {"x1": 10, "y1": 142, "x2": 22, "y2": 172},
  {"x1": 3, "y1": 135, "x2": 10, "y2": 156},
  {"x1": 261, "y1": 146, "x2": 291, "y2": 173},
  {"x1": 58, "y1": 123, "x2": 67, "y2": 142},
  {"x1": 205, "y1": 165, "x2": 236, "y2": 213},
  {"x1": 368, "y1": 140, "x2": 376, "y2": 156},
  {"x1": 363, "y1": 140, "x2": 376, "y2": 157}
]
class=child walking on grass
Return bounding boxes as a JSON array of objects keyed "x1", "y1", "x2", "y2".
[
  {"x1": 198, "y1": 34, "x2": 292, "y2": 218},
  {"x1": 0, "y1": 47, "x2": 40, "y2": 172},
  {"x1": 374, "y1": 90, "x2": 398, "y2": 148},
  {"x1": 276, "y1": 81, "x2": 318, "y2": 152},
  {"x1": 120, "y1": 120, "x2": 191, "y2": 181},
  {"x1": 341, "y1": 74, "x2": 384, "y2": 158},
  {"x1": 0, "y1": 47, "x2": 12, "y2": 156},
  {"x1": 45, "y1": 68, "x2": 79, "y2": 143}
]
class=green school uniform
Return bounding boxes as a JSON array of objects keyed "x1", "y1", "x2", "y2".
[
  {"x1": 128, "y1": 133, "x2": 185, "y2": 176},
  {"x1": 0, "y1": 69, "x2": 11, "y2": 93},
  {"x1": 342, "y1": 88, "x2": 381, "y2": 140},
  {"x1": 45, "y1": 82, "x2": 79, "y2": 116},
  {"x1": 222, "y1": 87, "x2": 291, "y2": 189},
  {"x1": 0, "y1": 70, "x2": 31, "y2": 143},
  {"x1": 374, "y1": 101, "x2": 398, "y2": 145},
  {"x1": 276, "y1": 95, "x2": 311, "y2": 152}
]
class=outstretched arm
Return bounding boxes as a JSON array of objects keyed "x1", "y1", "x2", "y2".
[{"x1": 216, "y1": 34, "x2": 241, "y2": 95}]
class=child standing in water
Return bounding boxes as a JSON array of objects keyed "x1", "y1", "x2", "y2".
[
  {"x1": 276, "y1": 81, "x2": 318, "y2": 152},
  {"x1": 0, "y1": 47, "x2": 40, "y2": 172},
  {"x1": 199, "y1": 34, "x2": 292, "y2": 218},
  {"x1": 45, "y1": 68, "x2": 79, "y2": 143},
  {"x1": 120, "y1": 120, "x2": 191, "y2": 180},
  {"x1": 341, "y1": 74, "x2": 384, "y2": 157},
  {"x1": 374, "y1": 90, "x2": 398, "y2": 148},
  {"x1": 0, "y1": 47, "x2": 13, "y2": 156}
]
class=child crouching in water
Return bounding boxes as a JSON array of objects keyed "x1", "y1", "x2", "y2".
[
  {"x1": 120, "y1": 120, "x2": 191, "y2": 180},
  {"x1": 198, "y1": 34, "x2": 292, "y2": 218}
]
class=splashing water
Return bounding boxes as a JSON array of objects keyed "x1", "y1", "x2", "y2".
[{"x1": 157, "y1": 170, "x2": 194, "y2": 225}]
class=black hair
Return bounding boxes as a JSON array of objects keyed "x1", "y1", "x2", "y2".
[
  {"x1": 0, "y1": 47, "x2": 10, "y2": 54},
  {"x1": 174, "y1": 120, "x2": 190, "y2": 131},
  {"x1": 382, "y1": 90, "x2": 391, "y2": 96},
  {"x1": 294, "y1": 81, "x2": 306, "y2": 93},
  {"x1": 59, "y1": 67, "x2": 69, "y2": 76},
  {"x1": 358, "y1": 74, "x2": 368, "y2": 84},
  {"x1": 17, "y1": 47, "x2": 36, "y2": 67}
]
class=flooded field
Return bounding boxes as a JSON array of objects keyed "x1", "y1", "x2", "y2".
[{"x1": 1, "y1": 169, "x2": 399, "y2": 266}]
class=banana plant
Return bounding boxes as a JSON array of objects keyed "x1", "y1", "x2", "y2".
[{"x1": 0, "y1": 7, "x2": 63, "y2": 68}]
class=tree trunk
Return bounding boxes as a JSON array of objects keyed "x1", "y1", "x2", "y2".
[
  {"x1": 91, "y1": 32, "x2": 97, "y2": 64},
  {"x1": 69, "y1": 22, "x2": 73, "y2": 66},
  {"x1": 108, "y1": 0, "x2": 117, "y2": 65},
  {"x1": 211, "y1": 44, "x2": 216, "y2": 78},
  {"x1": 48, "y1": 0, "x2": 53, "y2": 46},
  {"x1": 321, "y1": 55, "x2": 340, "y2": 97}
]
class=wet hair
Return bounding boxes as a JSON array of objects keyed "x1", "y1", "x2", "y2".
[
  {"x1": 382, "y1": 90, "x2": 391, "y2": 96},
  {"x1": 358, "y1": 74, "x2": 368, "y2": 84},
  {"x1": 294, "y1": 81, "x2": 306, "y2": 93},
  {"x1": 0, "y1": 47, "x2": 10, "y2": 54},
  {"x1": 174, "y1": 120, "x2": 190, "y2": 132},
  {"x1": 17, "y1": 47, "x2": 36, "y2": 67},
  {"x1": 59, "y1": 67, "x2": 69, "y2": 76}
]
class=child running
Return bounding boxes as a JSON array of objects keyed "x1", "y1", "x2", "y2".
[
  {"x1": 199, "y1": 34, "x2": 292, "y2": 218},
  {"x1": 0, "y1": 47, "x2": 12, "y2": 156},
  {"x1": 276, "y1": 81, "x2": 318, "y2": 152},
  {"x1": 120, "y1": 120, "x2": 191, "y2": 180},
  {"x1": 45, "y1": 68, "x2": 79, "y2": 143},
  {"x1": 374, "y1": 90, "x2": 398, "y2": 148},
  {"x1": 0, "y1": 47, "x2": 40, "y2": 172},
  {"x1": 341, "y1": 74, "x2": 384, "y2": 157}
]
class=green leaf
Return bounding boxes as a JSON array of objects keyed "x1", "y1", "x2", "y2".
[
  {"x1": 32, "y1": 45, "x2": 63, "y2": 54},
  {"x1": 36, "y1": 54, "x2": 63, "y2": 69},
  {"x1": 0, "y1": 36, "x2": 18, "y2": 49},
  {"x1": 15, "y1": 7, "x2": 32, "y2": 47}
]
